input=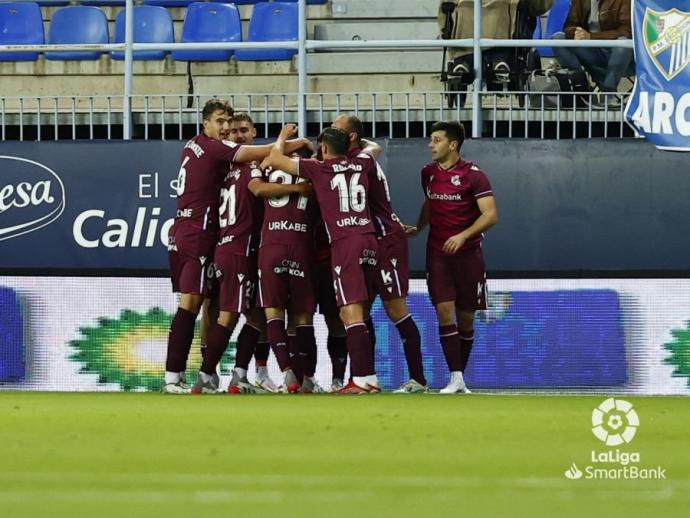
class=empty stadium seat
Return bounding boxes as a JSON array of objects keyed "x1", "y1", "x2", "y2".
[
  {"x1": 280, "y1": 0, "x2": 329, "y2": 4},
  {"x1": 172, "y1": 2, "x2": 242, "y2": 61},
  {"x1": 82, "y1": 1, "x2": 125, "y2": 5},
  {"x1": 542, "y1": 0, "x2": 571, "y2": 57},
  {"x1": 110, "y1": 6, "x2": 174, "y2": 60},
  {"x1": 45, "y1": 6, "x2": 109, "y2": 61},
  {"x1": 235, "y1": 2, "x2": 298, "y2": 61},
  {"x1": 0, "y1": 2, "x2": 44, "y2": 62},
  {"x1": 143, "y1": 0, "x2": 195, "y2": 6}
]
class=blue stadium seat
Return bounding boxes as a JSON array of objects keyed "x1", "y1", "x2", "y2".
[
  {"x1": 172, "y1": 3, "x2": 242, "y2": 61},
  {"x1": 110, "y1": 6, "x2": 174, "y2": 61},
  {"x1": 542, "y1": 0, "x2": 571, "y2": 57},
  {"x1": 0, "y1": 2, "x2": 44, "y2": 62},
  {"x1": 235, "y1": 2, "x2": 298, "y2": 61},
  {"x1": 143, "y1": 1, "x2": 195, "y2": 6},
  {"x1": 45, "y1": 6, "x2": 109, "y2": 61},
  {"x1": 280, "y1": 0, "x2": 329, "y2": 4},
  {"x1": 82, "y1": 1, "x2": 126, "y2": 5}
]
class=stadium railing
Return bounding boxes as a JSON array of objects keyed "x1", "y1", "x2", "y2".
[{"x1": 0, "y1": 0, "x2": 635, "y2": 140}]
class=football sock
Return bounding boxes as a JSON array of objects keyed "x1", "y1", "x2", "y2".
[
  {"x1": 364, "y1": 317, "x2": 376, "y2": 367},
  {"x1": 254, "y1": 341, "x2": 270, "y2": 367},
  {"x1": 395, "y1": 314, "x2": 426, "y2": 386},
  {"x1": 287, "y1": 332, "x2": 303, "y2": 383},
  {"x1": 459, "y1": 330, "x2": 474, "y2": 373},
  {"x1": 296, "y1": 325, "x2": 317, "y2": 377},
  {"x1": 327, "y1": 334, "x2": 348, "y2": 380},
  {"x1": 165, "y1": 307, "x2": 196, "y2": 373},
  {"x1": 235, "y1": 324, "x2": 260, "y2": 370},
  {"x1": 267, "y1": 318, "x2": 291, "y2": 372},
  {"x1": 200, "y1": 323, "x2": 232, "y2": 375},
  {"x1": 346, "y1": 322, "x2": 374, "y2": 377},
  {"x1": 439, "y1": 324, "x2": 463, "y2": 372}
]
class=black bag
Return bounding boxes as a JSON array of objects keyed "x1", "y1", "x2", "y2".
[{"x1": 526, "y1": 68, "x2": 591, "y2": 108}]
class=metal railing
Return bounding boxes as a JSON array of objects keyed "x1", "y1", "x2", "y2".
[
  {"x1": 0, "y1": 90, "x2": 634, "y2": 141},
  {"x1": 0, "y1": 0, "x2": 636, "y2": 140}
]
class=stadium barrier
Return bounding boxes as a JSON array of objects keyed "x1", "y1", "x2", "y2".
[
  {"x1": 0, "y1": 0, "x2": 637, "y2": 140},
  {"x1": 0, "y1": 90, "x2": 634, "y2": 141},
  {"x1": 1, "y1": 139, "x2": 688, "y2": 272}
]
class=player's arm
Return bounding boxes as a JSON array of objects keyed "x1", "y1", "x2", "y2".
[
  {"x1": 442, "y1": 195, "x2": 498, "y2": 255},
  {"x1": 248, "y1": 178, "x2": 311, "y2": 198},
  {"x1": 233, "y1": 128, "x2": 311, "y2": 164},
  {"x1": 260, "y1": 124, "x2": 301, "y2": 176},
  {"x1": 406, "y1": 199, "x2": 429, "y2": 236},
  {"x1": 359, "y1": 138, "x2": 382, "y2": 160}
]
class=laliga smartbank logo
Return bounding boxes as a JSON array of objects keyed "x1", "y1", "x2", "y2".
[
  {"x1": 563, "y1": 398, "x2": 666, "y2": 481},
  {"x1": 591, "y1": 397, "x2": 639, "y2": 446}
]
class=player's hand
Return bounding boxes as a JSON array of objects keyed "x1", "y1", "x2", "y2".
[
  {"x1": 442, "y1": 233, "x2": 467, "y2": 255},
  {"x1": 260, "y1": 150, "x2": 277, "y2": 171},
  {"x1": 574, "y1": 27, "x2": 590, "y2": 40},
  {"x1": 279, "y1": 124, "x2": 298, "y2": 141},
  {"x1": 404, "y1": 224, "x2": 418, "y2": 236},
  {"x1": 299, "y1": 138, "x2": 314, "y2": 153}
]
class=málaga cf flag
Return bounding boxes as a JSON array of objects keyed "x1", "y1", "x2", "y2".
[{"x1": 625, "y1": 0, "x2": 690, "y2": 151}]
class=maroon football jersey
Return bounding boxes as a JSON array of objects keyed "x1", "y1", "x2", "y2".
[
  {"x1": 421, "y1": 159, "x2": 493, "y2": 252},
  {"x1": 298, "y1": 155, "x2": 376, "y2": 243},
  {"x1": 260, "y1": 166, "x2": 316, "y2": 247},
  {"x1": 174, "y1": 133, "x2": 242, "y2": 231},
  {"x1": 217, "y1": 161, "x2": 264, "y2": 255},
  {"x1": 348, "y1": 147, "x2": 404, "y2": 238}
]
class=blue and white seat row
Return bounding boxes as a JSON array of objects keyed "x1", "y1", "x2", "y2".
[{"x1": 0, "y1": 1, "x2": 318, "y2": 61}]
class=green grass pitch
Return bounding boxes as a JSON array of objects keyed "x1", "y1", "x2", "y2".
[{"x1": 1, "y1": 393, "x2": 688, "y2": 518}]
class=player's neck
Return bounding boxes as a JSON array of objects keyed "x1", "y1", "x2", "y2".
[{"x1": 438, "y1": 153, "x2": 461, "y2": 170}]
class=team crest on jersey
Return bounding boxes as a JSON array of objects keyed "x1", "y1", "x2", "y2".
[
  {"x1": 451, "y1": 175, "x2": 461, "y2": 186},
  {"x1": 225, "y1": 168, "x2": 241, "y2": 182}
]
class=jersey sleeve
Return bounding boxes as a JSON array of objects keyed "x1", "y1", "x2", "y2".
[
  {"x1": 297, "y1": 158, "x2": 318, "y2": 180},
  {"x1": 470, "y1": 166, "x2": 493, "y2": 199},
  {"x1": 214, "y1": 139, "x2": 242, "y2": 162}
]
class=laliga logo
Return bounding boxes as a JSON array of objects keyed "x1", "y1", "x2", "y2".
[
  {"x1": 0, "y1": 156, "x2": 66, "y2": 241},
  {"x1": 591, "y1": 398, "x2": 639, "y2": 446}
]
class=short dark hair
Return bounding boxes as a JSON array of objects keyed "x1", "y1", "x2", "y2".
[
  {"x1": 318, "y1": 127, "x2": 350, "y2": 156},
  {"x1": 430, "y1": 121, "x2": 465, "y2": 150},
  {"x1": 231, "y1": 112, "x2": 253, "y2": 125},
  {"x1": 338, "y1": 114, "x2": 364, "y2": 141},
  {"x1": 202, "y1": 98, "x2": 232, "y2": 121}
]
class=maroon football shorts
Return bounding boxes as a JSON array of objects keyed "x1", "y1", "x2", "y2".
[
  {"x1": 330, "y1": 234, "x2": 378, "y2": 308},
  {"x1": 373, "y1": 229, "x2": 409, "y2": 301},
  {"x1": 257, "y1": 243, "x2": 316, "y2": 315},
  {"x1": 168, "y1": 223, "x2": 216, "y2": 296},
  {"x1": 213, "y1": 245, "x2": 252, "y2": 314},
  {"x1": 426, "y1": 245, "x2": 487, "y2": 311},
  {"x1": 315, "y1": 258, "x2": 339, "y2": 317}
]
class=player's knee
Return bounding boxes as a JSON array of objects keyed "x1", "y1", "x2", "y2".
[
  {"x1": 456, "y1": 310, "x2": 475, "y2": 332},
  {"x1": 435, "y1": 302, "x2": 456, "y2": 326},
  {"x1": 383, "y1": 298, "x2": 409, "y2": 322},
  {"x1": 179, "y1": 293, "x2": 204, "y2": 314},
  {"x1": 217, "y1": 311, "x2": 238, "y2": 329}
]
